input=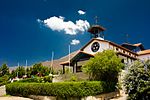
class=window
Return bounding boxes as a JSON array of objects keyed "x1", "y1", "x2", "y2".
[
  {"x1": 121, "y1": 59, "x2": 124, "y2": 63},
  {"x1": 116, "y1": 48, "x2": 119, "y2": 51},
  {"x1": 129, "y1": 53, "x2": 131, "y2": 56},
  {"x1": 123, "y1": 51, "x2": 125, "y2": 54}
]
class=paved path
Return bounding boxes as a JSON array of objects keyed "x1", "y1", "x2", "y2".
[
  {"x1": 110, "y1": 91, "x2": 127, "y2": 100},
  {"x1": 0, "y1": 96, "x2": 33, "y2": 100}
]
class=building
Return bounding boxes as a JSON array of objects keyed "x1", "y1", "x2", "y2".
[
  {"x1": 60, "y1": 23, "x2": 150, "y2": 73},
  {"x1": 137, "y1": 49, "x2": 150, "y2": 60}
]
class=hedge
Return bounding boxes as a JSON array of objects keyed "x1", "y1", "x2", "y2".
[{"x1": 6, "y1": 81, "x2": 116, "y2": 97}]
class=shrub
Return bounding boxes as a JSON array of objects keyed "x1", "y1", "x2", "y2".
[
  {"x1": 0, "y1": 75, "x2": 10, "y2": 86},
  {"x1": 0, "y1": 81, "x2": 11, "y2": 86},
  {"x1": 82, "y1": 50, "x2": 124, "y2": 84},
  {"x1": 17, "y1": 77, "x2": 43, "y2": 83},
  {"x1": 70, "y1": 75, "x2": 78, "y2": 81},
  {"x1": 17, "y1": 76, "x2": 52, "y2": 83},
  {"x1": 43, "y1": 76, "x2": 53, "y2": 83},
  {"x1": 124, "y1": 60, "x2": 150, "y2": 100},
  {"x1": 6, "y1": 81, "x2": 116, "y2": 97}
]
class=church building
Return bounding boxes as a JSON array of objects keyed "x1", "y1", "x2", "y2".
[{"x1": 60, "y1": 23, "x2": 150, "y2": 74}]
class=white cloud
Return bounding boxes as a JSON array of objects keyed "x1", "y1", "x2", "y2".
[
  {"x1": 37, "y1": 19, "x2": 43, "y2": 23},
  {"x1": 71, "y1": 39, "x2": 80, "y2": 45},
  {"x1": 78, "y1": 10, "x2": 86, "y2": 15},
  {"x1": 38, "y1": 16, "x2": 90, "y2": 35}
]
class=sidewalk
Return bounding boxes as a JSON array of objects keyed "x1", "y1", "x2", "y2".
[{"x1": 0, "y1": 96, "x2": 33, "y2": 100}]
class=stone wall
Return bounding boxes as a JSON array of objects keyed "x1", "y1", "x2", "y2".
[
  {"x1": 29, "y1": 91, "x2": 120, "y2": 100},
  {"x1": 0, "y1": 85, "x2": 6, "y2": 96}
]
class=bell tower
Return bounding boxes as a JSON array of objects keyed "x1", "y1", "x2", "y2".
[{"x1": 88, "y1": 16, "x2": 106, "y2": 39}]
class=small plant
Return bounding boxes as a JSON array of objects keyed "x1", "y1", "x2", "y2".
[
  {"x1": 43, "y1": 76, "x2": 53, "y2": 82},
  {"x1": 70, "y1": 75, "x2": 77, "y2": 81}
]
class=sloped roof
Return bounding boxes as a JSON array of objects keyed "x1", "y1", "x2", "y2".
[
  {"x1": 133, "y1": 43, "x2": 142, "y2": 47},
  {"x1": 81, "y1": 38, "x2": 138, "y2": 55},
  {"x1": 137, "y1": 49, "x2": 150, "y2": 55},
  {"x1": 60, "y1": 51, "x2": 94, "y2": 65},
  {"x1": 121, "y1": 43, "x2": 145, "y2": 50}
]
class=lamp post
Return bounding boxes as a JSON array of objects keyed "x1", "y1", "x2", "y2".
[
  {"x1": 69, "y1": 45, "x2": 71, "y2": 72},
  {"x1": 25, "y1": 60, "x2": 27, "y2": 77},
  {"x1": 17, "y1": 62, "x2": 19, "y2": 78},
  {"x1": 51, "y1": 51, "x2": 54, "y2": 74}
]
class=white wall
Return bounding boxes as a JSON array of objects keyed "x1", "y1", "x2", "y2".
[
  {"x1": 83, "y1": 40, "x2": 109, "y2": 55},
  {"x1": 138, "y1": 54, "x2": 150, "y2": 60}
]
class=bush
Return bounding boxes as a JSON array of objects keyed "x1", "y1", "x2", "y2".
[
  {"x1": 43, "y1": 76, "x2": 52, "y2": 83},
  {"x1": 17, "y1": 76, "x2": 53, "y2": 83},
  {"x1": 82, "y1": 50, "x2": 124, "y2": 83},
  {"x1": 70, "y1": 75, "x2": 78, "y2": 81},
  {"x1": 17, "y1": 77, "x2": 43, "y2": 83},
  {"x1": 6, "y1": 81, "x2": 116, "y2": 97},
  {"x1": 0, "y1": 75, "x2": 10, "y2": 86},
  {"x1": 0, "y1": 81, "x2": 11, "y2": 86},
  {"x1": 124, "y1": 60, "x2": 150, "y2": 100}
]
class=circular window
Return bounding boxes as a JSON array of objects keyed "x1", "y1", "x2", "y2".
[{"x1": 91, "y1": 42, "x2": 100, "y2": 52}]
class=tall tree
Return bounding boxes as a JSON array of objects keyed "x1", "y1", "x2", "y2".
[
  {"x1": 10, "y1": 70, "x2": 16, "y2": 78},
  {"x1": 26, "y1": 67, "x2": 31, "y2": 78},
  {"x1": 15, "y1": 66, "x2": 25, "y2": 78},
  {"x1": 31, "y1": 63, "x2": 51, "y2": 76},
  {"x1": 0, "y1": 64, "x2": 9, "y2": 76}
]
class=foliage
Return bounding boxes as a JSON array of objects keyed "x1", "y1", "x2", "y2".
[
  {"x1": 6, "y1": 81, "x2": 116, "y2": 97},
  {"x1": 124, "y1": 60, "x2": 150, "y2": 100},
  {"x1": 17, "y1": 77, "x2": 43, "y2": 83},
  {"x1": 0, "y1": 64, "x2": 9, "y2": 77},
  {"x1": 43, "y1": 76, "x2": 53, "y2": 83},
  {"x1": 26, "y1": 67, "x2": 31, "y2": 78},
  {"x1": 30, "y1": 63, "x2": 51, "y2": 77},
  {"x1": 65, "y1": 67, "x2": 71, "y2": 74},
  {"x1": 9, "y1": 63, "x2": 52, "y2": 79},
  {"x1": 10, "y1": 70, "x2": 16, "y2": 79},
  {"x1": 0, "y1": 64, "x2": 10, "y2": 86},
  {"x1": 69, "y1": 74, "x2": 78, "y2": 81},
  {"x1": 17, "y1": 76, "x2": 52, "y2": 83},
  {"x1": 15, "y1": 66, "x2": 25, "y2": 78},
  {"x1": 82, "y1": 50, "x2": 124, "y2": 83},
  {"x1": 9, "y1": 66, "x2": 26, "y2": 78},
  {"x1": 0, "y1": 75, "x2": 10, "y2": 86}
]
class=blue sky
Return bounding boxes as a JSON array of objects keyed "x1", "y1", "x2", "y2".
[{"x1": 0, "y1": 0, "x2": 150, "y2": 67}]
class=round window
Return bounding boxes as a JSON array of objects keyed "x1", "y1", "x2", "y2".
[{"x1": 91, "y1": 42, "x2": 100, "y2": 52}]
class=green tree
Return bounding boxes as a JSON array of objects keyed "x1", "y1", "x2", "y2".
[
  {"x1": 0, "y1": 74, "x2": 10, "y2": 86},
  {"x1": 15, "y1": 66, "x2": 25, "y2": 78},
  {"x1": 10, "y1": 70, "x2": 16, "y2": 78},
  {"x1": 26, "y1": 67, "x2": 31, "y2": 78},
  {"x1": 124, "y1": 60, "x2": 150, "y2": 100},
  {"x1": 0, "y1": 64, "x2": 9, "y2": 76},
  {"x1": 31, "y1": 63, "x2": 51, "y2": 76},
  {"x1": 82, "y1": 50, "x2": 124, "y2": 83}
]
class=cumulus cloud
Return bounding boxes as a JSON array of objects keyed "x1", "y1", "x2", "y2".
[
  {"x1": 38, "y1": 16, "x2": 90, "y2": 35},
  {"x1": 71, "y1": 39, "x2": 80, "y2": 45},
  {"x1": 78, "y1": 10, "x2": 86, "y2": 15}
]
